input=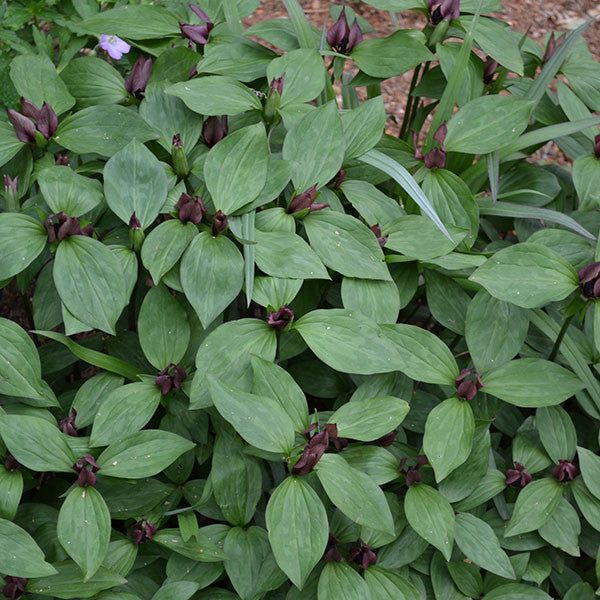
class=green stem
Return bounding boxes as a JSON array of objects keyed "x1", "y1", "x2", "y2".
[
  {"x1": 399, "y1": 64, "x2": 422, "y2": 138},
  {"x1": 548, "y1": 314, "x2": 574, "y2": 362}
]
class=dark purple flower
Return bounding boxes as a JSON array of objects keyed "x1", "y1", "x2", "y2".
[
  {"x1": 578, "y1": 262, "x2": 600, "y2": 299},
  {"x1": 552, "y1": 459, "x2": 578, "y2": 483},
  {"x1": 399, "y1": 454, "x2": 428, "y2": 486},
  {"x1": 130, "y1": 519, "x2": 158, "y2": 545},
  {"x1": 288, "y1": 184, "x2": 329, "y2": 214},
  {"x1": 505, "y1": 461, "x2": 532, "y2": 487},
  {"x1": 212, "y1": 210, "x2": 228, "y2": 236},
  {"x1": 483, "y1": 56, "x2": 499, "y2": 85},
  {"x1": 329, "y1": 168, "x2": 346, "y2": 190},
  {"x1": 155, "y1": 363, "x2": 187, "y2": 395},
  {"x1": 323, "y1": 533, "x2": 343, "y2": 563},
  {"x1": 293, "y1": 429, "x2": 330, "y2": 476},
  {"x1": 203, "y1": 116, "x2": 228, "y2": 147},
  {"x1": 413, "y1": 123, "x2": 447, "y2": 170},
  {"x1": 327, "y1": 8, "x2": 363, "y2": 54},
  {"x1": 44, "y1": 212, "x2": 91, "y2": 243},
  {"x1": 173, "y1": 133, "x2": 184, "y2": 151},
  {"x1": 3, "y1": 174, "x2": 18, "y2": 198},
  {"x1": 20, "y1": 97, "x2": 41, "y2": 120},
  {"x1": 175, "y1": 193, "x2": 205, "y2": 225},
  {"x1": 267, "y1": 306, "x2": 294, "y2": 331},
  {"x1": 189, "y1": 3, "x2": 213, "y2": 25},
  {"x1": 128, "y1": 212, "x2": 141, "y2": 230},
  {"x1": 542, "y1": 32, "x2": 564, "y2": 64},
  {"x1": 100, "y1": 34, "x2": 131, "y2": 60},
  {"x1": 428, "y1": 0, "x2": 460, "y2": 26},
  {"x1": 36, "y1": 102, "x2": 58, "y2": 139},
  {"x1": 455, "y1": 368, "x2": 483, "y2": 401},
  {"x1": 2, "y1": 576, "x2": 27, "y2": 600},
  {"x1": 4, "y1": 451, "x2": 21, "y2": 472},
  {"x1": 59, "y1": 409, "x2": 78, "y2": 437},
  {"x1": 325, "y1": 423, "x2": 348, "y2": 451},
  {"x1": 348, "y1": 539, "x2": 377, "y2": 570},
  {"x1": 376, "y1": 430, "x2": 396, "y2": 447},
  {"x1": 6, "y1": 109, "x2": 36, "y2": 143},
  {"x1": 179, "y1": 21, "x2": 212, "y2": 45},
  {"x1": 595, "y1": 133, "x2": 600, "y2": 160},
  {"x1": 55, "y1": 153, "x2": 69, "y2": 166},
  {"x1": 125, "y1": 56, "x2": 153, "y2": 98},
  {"x1": 370, "y1": 224, "x2": 388, "y2": 248},
  {"x1": 270, "y1": 73, "x2": 285, "y2": 96},
  {"x1": 72, "y1": 454, "x2": 100, "y2": 487}
]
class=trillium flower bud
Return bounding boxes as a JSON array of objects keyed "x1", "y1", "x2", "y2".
[
  {"x1": 483, "y1": 56, "x2": 499, "y2": 85},
  {"x1": 55, "y1": 153, "x2": 69, "y2": 166},
  {"x1": 327, "y1": 8, "x2": 363, "y2": 54},
  {"x1": 505, "y1": 461, "x2": 532, "y2": 487},
  {"x1": 594, "y1": 133, "x2": 600, "y2": 160},
  {"x1": 72, "y1": 454, "x2": 100, "y2": 487},
  {"x1": 203, "y1": 116, "x2": 228, "y2": 147},
  {"x1": 270, "y1": 73, "x2": 285, "y2": 97},
  {"x1": 325, "y1": 422, "x2": 348, "y2": 451},
  {"x1": 2, "y1": 576, "x2": 27, "y2": 600},
  {"x1": 44, "y1": 212, "x2": 91, "y2": 244},
  {"x1": 155, "y1": 363, "x2": 187, "y2": 395},
  {"x1": 130, "y1": 519, "x2": 158, "y2": 545},
  {"x1": 172, "y1": 134, "x2": 189, "y2": 177},
  {"x1": 3, "y1": 174, "x2": 18, "y2": 211},
  {"x1": 323, "y1": 534, "x2": 343, "y2": 563},
  {"x1": 399, "y1": 454, "x2": 428, "y2": 486},
  {"x1": 578, "y1": 262, "x2": 600, "y2": 299},
  {"x1": 552, "y1": 459, "x2": 578, "y2": 483},
  {"x1": 428, "y1": 0, "x2": 460, "y2": 26},
  {"x1": 267, "y1": 305, "x2": 294, "y2": 331},
  {"x1": 59, "y1": 409, "x2": 79, "y2": 437},
  {"x1": 542, "y1": 32, "x2": 564, "y2": 64},
  {"x1": 455, "y1": 368, "x2": 483, "y2": 400},
  {"x1": 370, "y1": 224, "x2": 388, "y2": 248},
  {"x1": 6, "y1": 109, "x2": 36, "y2": 143},
  {"x1": 288, "y1": 185, "x2": 329, "y2": 215},
  {"x1": 348, "y1": 539, "x2": 377, "y2": 570},
  {"x1": 125, "y1": 56, "x2": 153, "y2": 99},
  {"x1": 292, "y1": 428, "x2": 329, "y2": 475},
  {"x1": 175, "y1": 193, "x2": 206, "y2": 225},
  {"x1": 212, "y1": 210, "x2": 228, "y2": 236},
  {"x1": 375, "y1": 429, "x2": 396, "y2": 447},
  {"x1": 36, "y1": 102, "x2": 58, "y2": 139},
  {"x1": 179, "y1": 5, "x2": 213, "y2": 48},
  {"x1": 20, "y1": 97, "x2": 41, "y2": 120}
]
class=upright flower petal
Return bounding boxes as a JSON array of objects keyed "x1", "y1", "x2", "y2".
[
  {"x1": 36, "y1": 102, "x2": 58, "y2": 139},
  {"x1": 6, "y1": 109, "x2": 36, "y2": 143}
]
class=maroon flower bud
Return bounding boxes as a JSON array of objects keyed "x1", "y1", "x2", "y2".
[
  {"x1": 7, "y1": 109, "x2": 36, "y2": 143},
  {"x1": 270, "y1": 73, "x2": 285, "y2": 96},
  {"x1": 595, "y1": 133, "x2": 600, "y2": 160},
  {"x1": 72, "y1": 454, "x2": 100, "y2": 487},
  {"x1": 20, "y1": 97, "x2": 41, "y2": 120},
  {"x1": 323, "y1": 533, "x2": 343, "y2": 563},
  {"x1": 188, "y1": 64, "x2": 198, "y2": 79},
  {"x1": 552, "y1": 459, "x2": 578, "y2": 483},
  {"x1": 4, "y1": 451, "x2": 21, "y2": 472},
  {"x1": 288, "y1": 184, "x2": 329, "y2": 214},
  {"x1": 347, "y1": 19, "x2": 363, "y2": 52},
  {"x1": 211, "y1": 210, "x2": 228, "y2": 236},
  {"x1": 80, "y1": 224, "x2": 94, "y2": 237},
  {"x1": 428, "y1": 0, "x2": 460, "y2": 26},
  {"x1": 189, "y1": 4, "x2": 214, "y2": 31},
  {"x1": 203, "y1": 116, "x2": 228, "y2": 148},
  {"x1": 542, "y1": 32, "x2": 564, "y2": 64},
  {"x1": 55, "y1": 153, "x2": 69, "y2": 166},
  {"x1": 331, "y1": 168, "x2": 346, "y2": 190},
  {"x1": 172, "y1": 133, "x2": 184, "y2": 151},
  {"x1": 370, "y1": 224, "x2": 388, "y2": 248},
  {"x1": 348, "y1": 539, "x2": 377, "y2": 570},
  {"x1": 293, "y1": 429, "x2": 330, "y2": 476},
  {"x1": 44, "y1": 212, "x2": 89, "y2": 243},
  {"x1": 129, "y1": 212, "x2": 142, "y2": 230},
  {"x1": 179, "y1": 7, "x2": 213, "y2": 47},
  {"x1": 399, "y1": 454, "x2": 428, "y2": 486},
  {"x1": 413, "y1": 124, "x2": 447, "y2": 170},
  {"x1": 59, "y1": 409, "x2": 79, "y2": 437},
  {"x1": 3, "y1": 174, "x2": 18, "y2": 197},
  {"x1": 455, "y1": 368, "x2": 483, "y2": 401},
  {"x1": 2, "y1": 576, "x2": 27, "y2": 600},
  {"x1": 36, "y1": 102, "x2": 58, "y2": 139},
  {"x1": 125, "y1": 56, "x2": 153, "y2": 99},
  {"x1": 578, "y1": 262, "x2": 600, "y2": 299},
  {"x1": 267, "y1": 305, "x2": 294, "y2": 331},
  {"x1": 155, "y1": 363, "x2": 187, "y2": 395},
  {"x1": 327, "y1": 9, "x2": 362, "y2": 54},
  {"x1": 483, "y1": 56, "x2": 499, "y2": 85},
  {"x1": 433, "y1": 121, "x2": 447, "y2": 152},
  {"x1": 376, "y1": 430, "x2": 396, "y2": 447},
  {"x1": 325, "y1": 423, "x2": 348, "y2": 451},
  {"x1": 505, "y1": 461, "x2": 532, "y2": 487},
  {"x1": 175, "y1": 193, "x2": 205, "y2": 225},
  {"x1": 130, "y1": 518, "x2": 157, "y2": 545}
]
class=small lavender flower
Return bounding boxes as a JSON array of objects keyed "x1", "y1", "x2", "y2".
[{"x1": 100, "y1": 34, "x2": 131, "y2": 60}]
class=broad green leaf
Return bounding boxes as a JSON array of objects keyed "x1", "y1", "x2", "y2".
[
  {"x1": 318, "y1": 561, "x2": 371, "y2": 600},
  {"x1": 10, "y1": 54, "x2": 75, "y2": 115},
  {"x1": 0, "y1": 414, "x2": 75, "y2": 472},
  {"x1": 198, "y1": 40, "x2": 273, "y2": 81},
  {"x1": 54, "y1": 236, "x2": 127, "y2": 335},
  {"x1": 0, "y1": 317, "x2": 45, "y2": 400},
  {"x1": 328, "y1": 396, "x2": 409, "y2": 441},
  {"x1": 0, "y1": 213, "x2": 47, "y2": 281},
  {"x1": 190, "y1": 319, "x2": 277, "y2": 409},
  {"x1": 341, "y1": 277, "x2": 400, "y2": 324},
  {"x1": 341, "y1": 97, "x2": 386, "y2": 160},
  {"x1": 138, "y1": 283, "x2": 190, "y2": 369},
  {"x1": 89, "y1": 381, "x2": 162, "y2": 447},
  {"x1": 0, "y1": 518, "x2": 57, "y2": 578},
  {"x1": 266, "y1": 477, "x2": 328, "y2": 588},
  {"x1": 454, "y1": 512, "x2": 516, "y2": 579},
  {"x1": 282, "y1": 0, "x2": 319, "y2": 49},
  {"x1": 0, "y1": 465, "x2": 23, "y2": 520},
  {"x1": 252, "y1": 276, "x2": 302, "y2": 308},
  {"x1": 577, "y1": 447, "x2": 600, "y2": 501},
  {"x1": 536, "y1": 406, "x2": 576, "y2": 462},
  {"x1": 80, "y1": 5, "x2": 180, "y2": 38},
  {"x1": 54, "y1": 106, "x2": 157, "y2": 157},
  {"x1": 504, "y1": 478, "x2": 563, "y2": 537},
  {"x1": 573, "y1": 153, "x2": 600, "y2": 210},
  {"x1": 423, "y1": 397, "x2": 475, "y2": 482},
  {"x1": 204, "y1": 123, "x2": 268, "y2": 214},
  {"x1": 254, "y1": 229, "x2": 330, "y2": 280},
  {"x1": 482, "y1": 583, "x2": 552, "y2": 600},
  {"x1": 0, "y1": 120, "x2": 25, "y2": 168},
  {"x1": 425, "y1": 270, "x2": 471, "y2": 335},
  {"x1": 152, "y1": 582, "x2": 199, "y2": 600},
  {"x1": 528, "y1": 229, "x2": 594, "y2": 270},
  {"x1": 181, "y1": 232, "x2": 244, "y2": 328},
  {"x1": 283, "y1": 101, "x2": 344, "y2": 191},
  {"x1": 166, "y1": 76, "x2": 262, "y2": 115},
  {"x1": 465, "y1": 290, "x2": 529, "y2": 374},
  {"x1": 340, "y1": 179, "x2": 404, "y2": 229},
  {"x1": 96, "y1": 430, "x2": 195, "y2": 478},
  {"x1": 316, "y1": 453, "x2": 395, "y2": 534},
  {"x1": 572, "y1": 477, "x2": 600, "y2": 531},
  {"x1": 351, "y1": 30, "x2": 434, "y2": 78},
  {"x1": 445, "y1": 96, "x2": 534, "y2": 154},
  {"x1": 343, "y1": 446, "x2": 400, "y2": 485},
  {"x1": 454, "y1": 469, "x2": 507, "y2": 511},
  {"x1": 57, "y1": 486, "x2": 111, "y2": 580},
  {"x1": 141, "y1": 220, "x2": 198, "y2": 285},
  {"x1": 482, "y1": 359, "x2": 583, "y2": 407},
  {"x1": 304, "y1": 212, "x2": 390, "y2": 280},
  {"x1": 380, "y1": 323, "x2": 459, "y2": 385},
  {"x1": 38, "y1": 166, "x2": 104, "y2": 217},
  {"x1": 538, "y1": 498, "x2": 580, "y2": 556},
  {"x1": 469, "y1": 243, "x2": 579, "y2": 308},
  {"x1": 364, "y1": 566, "x2": 421, "y2": 600},
  {"x1": 208, "y1": 375, "x2": 296, "y2": 454},
  {"x1": 72, "y1": 372, "x2": 124, "y2": 429},
  {"x1": 404, "y1": 483, "x2": 454, "y2": 560},
  {"x1": 103, "y1": 140, "x2": 168, "y2": 229}
]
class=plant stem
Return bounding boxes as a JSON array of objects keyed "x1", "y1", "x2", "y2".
[
  {"x1": 548, "y1": 314, "x2": 574, "y2": 362},
  {"x1": 399, "y1": 64, "x2": 422, "y2": 138}
]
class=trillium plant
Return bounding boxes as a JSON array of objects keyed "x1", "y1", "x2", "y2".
[{"x1": 2, "y1": 0, "x2": 600, "y2": 598}]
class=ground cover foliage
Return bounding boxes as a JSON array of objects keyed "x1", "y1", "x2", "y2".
[{"x1": 2, "y1": 0, "x2": 600, "y2": 598}]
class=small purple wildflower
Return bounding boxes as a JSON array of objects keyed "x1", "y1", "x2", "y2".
[{"x1": 100, "y1": 35, "x2": 131, "y2": 60}]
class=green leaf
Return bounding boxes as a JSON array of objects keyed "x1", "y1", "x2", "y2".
[
  {"x1": 207, "y1": 375, "x2": 296, "y2": 454},
  {"x1": 504, "y1": 478, "x2": 563, "y2": 537},
  {"x1": 0, "y1": 414, "x2": 75, "y2": 472},
  {"x1": 351, "y1": 30, "x2": 434, "y2": 78},
  {"x1": 204, "y1": 123, "x2": 269, "y2": 214},
  {"x1": 405, "y1": 483, "x2": 454, "y2": 560},
  {"x1": 328, "y1": 396, "x2": 409, "y2": 441},
  {"x1": 536, "y1": 406, "x2": 576, "y2": 462},
  {"x1": 0, "y1": 120, "x2": 25, "y2": 168},
  {"x1": 10, "y1": 54, "x2": 75, "y2": 115},
  {"x1": 425, "y1": 271, "x2": 471, "y2": 334},
  {"x1": 538, "y1": 497, "x2": 580, "y2": 556},
  {"x1": 138, "y1": 283, "x2": 190, "y2": 370},
  {"x1": 343, "y1": 446, "x2": 400, "y2": 485},
  {"x1": 469, "y1": 243, "x2": 579, "y2": 309},
  {"x1": 481, "y1": 358, "x2": 584, "y2": 407},
  {"x1": 282, "y1": 0, "x2": 319, "y2": 49},
  {"x1": 380, "y1": 323, "x2": 459, "y2": 385},
  {"x1": 96, "y1": 430, "x2": 195, "y2": 479},
  {"x1": 252, "y1": 276, "x2": 302, "y2": 308},
  {"x1": 54, "y1": 106, "x2": 157, "y2": 157},
  {"x1": 72, "y1": 372, "x2": 124, "y2": 429},
  {"x1": 304, "y1": 212, "x2": 390, "y2": 280},
  {"x1": 283, "y1": 101, "x2": 344, "y2": 191},
  {"x1": 152, "y1": 582, "x2": 200, "y2": 600},
  {"x1": 89, "y1": 381, "x2": 162, "y2": 447},
  {"x1": 341, "y1": 179, "x2": 404, "y2": 229},
  {"x1": 455, "y1": 512, "x2": 516, "y2": 579},
  {"x1": 294, "y1": 309, "x2": 400, "y2": 375},
  {"x1": 166, "y1": 76, "x2": 262, "y2": 116},
  {"x1": 341, "y1": 277, "x2": 400, "y2": 324},
  {"x1": 0, "y1": 465, "x2": 23, "y2": 520},
  {"x1": 103, "y1": 140, "x2": 168, "y2": 229},
  {"x1": 0, "y1": 213, "x2": 47, "y2": 281},
  {"x1": 190, "y1": 319, "x2": 277, "y2": 409},
  {"x1": 0, "y1": 517, "x2": 57, "y2": 578},
  {"x1": 341, "y1": 97, "x2": 386, "y2": 160},
  {"x1": 316, "y1": 453, "x2": 395, "y2": 534},
  {"x1": 364, "y1": 566, "x2": 421, "y2": 600},
  {"x1": 80, "y1": 5, "x2": 180, "y2": 38},
  {"x1": 318, "y1": 561, "x2": 371, "y2": 600},
  {"x1": 573, "y1": 153, "x2": 600, "y2": 210},
  {"x1": 57, "y1": 486, "x2": 111, "y2": 580},
  {"x1": 482, "y1": 583, "x2": 552, "y2": 600},
  {"x1": 423, "y1": 397, "x2": 475, "y2": 482},
  {"x1": 54, "y1": 236, "x2": 127, "y2": 335},
  {"x1": 181, "y1": 232, "x2": 244, "y2": 328},
  {"x1": 465, "y1": 290, "x2": 529, "y2": 374},
  {"x1": 0, "y1": 317, "x2": 45, "y2": 400},
  {"x1": 577, "y1": 447, "x2": 600, "y2": 501},
  {"x1": 266, "y1": 477, "x2": 328, "y2": 588},
  {"x1": 445, "y1": 96, "x2": 534, "y2": 154}
]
